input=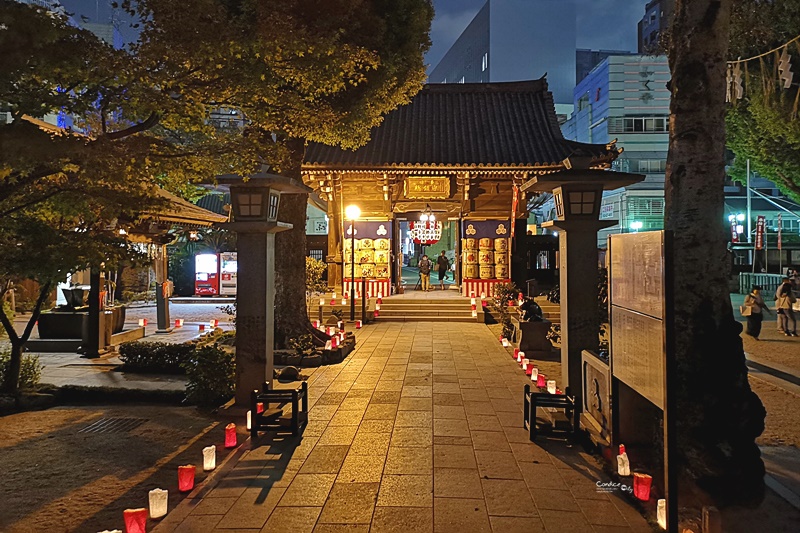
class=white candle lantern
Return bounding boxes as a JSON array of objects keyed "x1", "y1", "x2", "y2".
[
  {"x1": 341, "y1": 298, "x2": 346, "y2": 305},
  {"x1": 547, "y1": 380, "x2": 557, "y2": 394},
  {"x1": 148, "y1": 488, "x2": 168, "y2": 519},
  {"x1": 471, "y1": 309, "x2": 478, "y2": 317},
  {"x1": 531, "y1": 367, "x2": 539, "y2": 381},
  {"x1": 522, "y1": 358, "x2": 529, "y2": 370},
  {"x1": 657, "y1": 499, "x2": 666, "y2": 529},
  {"x1": 480, "y1": 292, "x2": 486, "y2": 299},
  {"x1": 138, "y1": 318, "x2": 147, "y2": 327},
  {"x1": 210, "y1": 319, "x2": 218, "y2": 327},
  {"x1": 332, "y1": 292, "x2": 336, "y2": 300},
  {"x1": 501, "y1": 338, "x2": 510, "y2": 347},
  {"x1": 516, "y1": 352, "x2": 523, "y2": 363},
  {"x1": 325, "y1": 340, "x2": 333, "y2": 350},
  {"x1": 375, "y1": 303, "x2": 381, "y2": 311},
  {"x1": 319, "y1": 297, "x2": 325, "y2": 306},
  {"x1": 356, "y1": 320, "x2": 362, "y2": 329},
  {"x1": 203, "y1": 445, "x2": 216, "y2": 471},
  {"x1": 471, "y1": 297, "x2": 476, "y2": 305}
]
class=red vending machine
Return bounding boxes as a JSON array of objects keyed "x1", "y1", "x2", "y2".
[
  {"x1": 219, "y1": 252, "x2": 238, "y2": 296},
  {"x1": 195, "y1": 253, "x2": 219, "y2": 296}
]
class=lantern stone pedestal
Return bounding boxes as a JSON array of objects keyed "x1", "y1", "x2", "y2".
[
  {"x1": 217, "y1": 170, "x2": 311, "y2": 405},
  {"x1": 521, "y1": 160, "x2": 643, "y2": 408}
]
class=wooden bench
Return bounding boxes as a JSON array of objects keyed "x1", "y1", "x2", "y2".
[
  {"x1": 250, "y1": 381, "x2": 308, "y2": 438},
  {"x1": 523, "y1": 384, "x2": 579, "y2": 441}
]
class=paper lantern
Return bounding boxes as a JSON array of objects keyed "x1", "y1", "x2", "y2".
[
  {"x1": 224, "y1": 423, "x2": 237, "y2": 448},
  {"x1": 123, "y1": 508, "x2": 148, "y2": 533},
  {"x1": 481, "y1": 300, "x2": 486, "y2": 307},
  {"x1": 312, "y1": 320, "x2": 319, "y2": 328},
  {"x1": 331, "y1": 336, "x2": 339, "y2": 348},
  {"x1": 210, "y1": 319, "x2": 218, "y2": 327},
  {"x1": 657, "y1": 499, "x2": 666, "y2": 529},
  {"x1": 330, "y1": 298, "x2": 336, "y2": 306},
  {"x1": 148, "y1": 489, "x2": 168, "y2": 519},
  {"x1": 375, "y1": 303, "x2": 381, "y2": 311},
  {"x1": 471, "y1": 297, "x2": 476, "y2": 305},
  {"x1": 203, "y1": 445, "x2": 216, "y2": 471},
  {"x1": 319, "y1": 297, "x2": 325, "y2": 306},
  {"x1": 471, "y1": 303, "x2": 477, "y2": 311},
  {"x1": 325, "y1": 340, "x2": 333, "y2": 350},
  {"x1": 633, "y1": 473, "x2": 652, "y2": 501},
  {"x1": 341, "y1": 298, "x2": 346, "y2": 305},
  {"x1": 525, "y1": 364, "x2": 534, "y2": 376},
  {"x1": 377, "y1": 295, "x2": 382, "y2": 304},
  {"x1": 332, "y1": 292, "x2": 336, "y2": 300},
  {"x1": 481, "y1": 292, "x2": 486, "y2": 299},
  {"x1": 256, "y1": 402, "x2": 264, "y2": 414},
  {"x1": 356, "y1": 320, "x2": 362, "y2": 329},
  {"x1": 338, "y1": 321, "x2": 344, "y2": 331},
  {"x1": 374, "y1": 309, "x2": 379, "y2": 317},
  {"x1": 471, "y1": 309, "x2": 478, "y2": 318},
  {"x1": 199, "y1": 324, "x2": 205, "y2": 331},
  {"x1": 246, "y1": 410, "x2": 252, "y2": 430},
  {"x1": 178, "y1": 465, "x2": 195, "y2": 492},
  {"x1": 617, "y1": 444, "x2": 630, "y2": 476},
  {"x1": 327, "y1": 326, "x2": 335, "y2": 335},
  {"x1": 470, "y1": 291, "x2": 476, "y2": 298},
  {"x1": 501, "y1": 338, "x2": 510, "y2": 347},
  {"x1": 530, "y1": 366, "x2": 538, "y2": 380},
  {"x1": 522, "y1": 358, "x2": 530, "y2": 371},
  {"x1": 516, "y1": 353, "x2": 522, "y2": 364},
  {"x1": 138, "y1": 319, "x2": 147, "y2": 327},
  {"x1": 513, "y1": 348, "x2": 520, "y2": 358},
  {"x1": 537, "y1": 374, "x2": 546, "y2": 388},
  {"x1": 174, "y1": 319, "x2": 184, "y2": 327},
  {"x1": 546, "y1": 380, "x2": 556, "y2": 394}
]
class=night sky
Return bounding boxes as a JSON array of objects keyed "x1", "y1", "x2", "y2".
[{"x1": 60, "y1": 0, "x2": 645, "y2": 75}]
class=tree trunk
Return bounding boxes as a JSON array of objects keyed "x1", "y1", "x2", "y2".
[
  {"x1": 666, "y1": 0, "x2": 765, "y2": 505},
  {"x1": 274, "y1": 137, "x2": 310, "y2": 348},
  {"x1": 0, "y1": 281, "x2": 51, "y2": 394}
]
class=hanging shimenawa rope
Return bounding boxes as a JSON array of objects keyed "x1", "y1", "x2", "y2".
[{"x1": 727, "y1": 34, "x2": 800, "y2": 65}]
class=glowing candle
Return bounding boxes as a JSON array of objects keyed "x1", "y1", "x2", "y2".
[
  {"x1": 522, "y1": 358, "x2": 530, "y2": 371},
  {"x1": 537, "y1": 374, "x2": 546, "y2": 388},
  {"x1": 356, "y1": 320, "x2": 362, "y2": 329},
  {"x1": 633, "y1": 473, "x2": 652, "y2": 501},
  {"x1": 138, "y1": 319, "x2": 147, "y2": 327},
  {"x1": 530, "y1": 366, "x2": 538, "y2": 379},
  {"x1": 174, "y1": 319, "x2": 184, "y2": 327},
  {"x1": 657, "y1": 499, "x2": 666, "y2": 529},
  {"x1": 546, "y1": 380, "x2": 556, "y2": 394},
  {"x1": 203, "y1": 446, "x2": 216, "y2": 471}
]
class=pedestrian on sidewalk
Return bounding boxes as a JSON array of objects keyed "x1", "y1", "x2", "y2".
[
  {"x1": 743, "y1": 285, "x2": 770, "y2": 340},
  {"x1": 419, "y1": 254, "x2": 432, "y2": 291},
  {"x1": 437, "y1": 250, "x2": 450, "y2": 290},
  {"x1": 776, "y1": 278, "x2": 798, "y2": 337}
]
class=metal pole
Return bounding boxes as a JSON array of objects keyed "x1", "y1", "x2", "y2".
[
  {"x1": 350, "y1": 221, "x2": 356, "y2": 321},
  {"x1": 746, "y1": 159, "x2": 752, "y2": 267},
  {"x1": 361, "y1": 276, "x2": 366, "y2": 321}
]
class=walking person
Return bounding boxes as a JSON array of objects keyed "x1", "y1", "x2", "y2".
[
  {"x1": 742, "y1": 286, "x2": 770, "y2": 340},
  {"x1": 776, "y1": 278, "x2": 798, "y2": 336},
  {"x1": 437, "y1": 250, "x2": 450, "y2": 290},
  {"x1": 419, "y1": 254, "x2": 432, "y2": 292}
]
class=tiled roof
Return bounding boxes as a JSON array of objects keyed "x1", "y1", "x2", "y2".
[{"x1": 304, "y1": 78, "x2": 617, "y2": 169}]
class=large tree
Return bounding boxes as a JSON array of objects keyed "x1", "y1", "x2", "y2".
[
  {"x1": 666, "y1": 0, "x2": 766, "y2": 506},
  {"x1": 725, "y1": 0, "x2": 800, "y2": 201},
  {"x1": 128, "y1": 0, "x2": 434, "y2": 346}
]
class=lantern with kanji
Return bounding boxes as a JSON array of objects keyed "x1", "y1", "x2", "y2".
[{"x1": 123, "y1": 508, "x2": 148, "y2": 533}]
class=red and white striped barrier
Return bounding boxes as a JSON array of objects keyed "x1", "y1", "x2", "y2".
[
  {"x1": 343, "y1": 278, "x2": 391, "y2": 299},
  {"x1": 462, "y1": 279, "x2": 511, "y2": 298}
]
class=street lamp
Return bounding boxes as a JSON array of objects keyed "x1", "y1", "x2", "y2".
[
  {"x1": 345, "y1": 204, "x2": 361, "y2": 321},
  {"x1": 629, "y1": 221, "x2": 643, "y2": 232}
]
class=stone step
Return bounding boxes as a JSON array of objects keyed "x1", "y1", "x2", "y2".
[
  {"x1": 377, "y1": 309, "x2": 474, "y2": 317},
  {"x1": 376, "y1": 316, "x2": 478, "y2": 322}
]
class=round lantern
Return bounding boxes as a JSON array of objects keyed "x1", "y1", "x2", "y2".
[{"x1": 409, "y1": 220, "x2": 442, "y2": 245}]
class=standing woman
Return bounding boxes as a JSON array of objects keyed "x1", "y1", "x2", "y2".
[
  {"x1": 776, "y1": 278, "x2": 798, "y2": 337},
  {"x1": 743, "y1": 286, "x2": 770, "y2": 340}
]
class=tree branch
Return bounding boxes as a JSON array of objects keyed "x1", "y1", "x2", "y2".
[
  {"x1": 102, "y1": 112, "x2": 160, "y2": 140},
  {"x1": 20, "y1": 281, "x2": 53, "y2": 343}
]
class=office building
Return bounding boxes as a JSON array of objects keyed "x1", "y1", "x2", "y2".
[
  {"x1": 428, "y1": 0, "x2": 577, "y2": 105},
  {"x1": 638, "y1": 0, "x2": 674, "y2": 53}
]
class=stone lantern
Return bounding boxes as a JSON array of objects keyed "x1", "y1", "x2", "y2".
[
  {"x1": 217, "y1": 167, "x2": 311, "y2": 404},
  {"x1": 521, "y1": 157, "x2": 643, "y2": 406}
]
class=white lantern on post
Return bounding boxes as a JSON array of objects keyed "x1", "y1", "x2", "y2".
[
  {"x1": 203, "y1": 445, "x2": 216, "y2": 471},
  {"x1": 547, "y1": 380, "x2": 557, "y2": 394},
  {"x1": 148, "y1": 488, "x2": 168, "y2": 519}
]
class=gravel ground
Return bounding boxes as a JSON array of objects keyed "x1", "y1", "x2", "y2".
[{"x1": 0, "y1": 405, "x2": 242, "y2": 533}]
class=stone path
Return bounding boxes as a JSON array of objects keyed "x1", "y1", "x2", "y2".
[{"x1": 156, "y1": 322, "x2": 651, "y2": 533}]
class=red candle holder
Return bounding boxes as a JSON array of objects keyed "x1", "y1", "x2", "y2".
[
  {"x1": 356, "y1": 320, "x2": 362, "y2": 329},
  {"x1": 374, "y1": 310, "x2": 379, "y2": 317},
  {"x1": 536, "y1": 374, "x2": 546, "y2": 388},
  {"x1": 513, "y1": 348, "x2": 520, "y2": 358},
  {"x1": 224, "y1": 423, "x2": 237, "y2": 448},
  {"x1": 123, "y1": 507, "x2": 148, "y2": 533},
  {"x1": 330, "y1": 298, "x2": 336, "y2": 306},
  {"x1": 526, "y1": 365, "x2": 534, "y2": 376},
  {"x1": 199, "y1": 324, "x2": 205, "y2": 331},
  {"x1": 471, "y1": 303, "x2": 477, "y2": 311},
  {"x1": 178, "y1": 465, "x2": 195, "y2": 492},
  {"x1": 633, "y1": 473, "x2": 652, "y2": 501},
  {"x1": 256, "y1": 402, "x2": 264, "y2": 414}
]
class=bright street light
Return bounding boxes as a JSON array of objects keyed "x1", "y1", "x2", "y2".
[
  {"x1": 345, "y1": 205, "x2": 361, "y2": 220},
  {"x1": 344, "y1": 204, "x2": 360, "y2": 321},
  {"x1": 629, "y1": 221, "x2": 643, "y2": 231}
]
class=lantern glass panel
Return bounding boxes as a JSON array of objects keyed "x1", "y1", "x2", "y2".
[
  {"x1": 568, "y1": 190, "x2": 597, "y2": 215},
  {"x1": 554, "y1": 191, "x2": 564, "y2": 218},
  {"x1": 237, "y1": 192, "x2": 264, "y2": 218},
  {"x1": 268, "y1": 192, "x2": 280, "y2": 221}
]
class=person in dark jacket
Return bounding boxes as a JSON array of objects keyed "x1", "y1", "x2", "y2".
[
  {"x1": 419, "y1": 254, "x2": 432, "y2": 291},
  {"x1": 437, "y1": 250, "x2": 450, "y2": 290},
  {"x1": 743, "y1": 286, "x2": 770, "y2": 340}
]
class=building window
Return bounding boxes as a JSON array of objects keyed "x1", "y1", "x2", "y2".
[
  {"x1": 459, "y1": 77, "x2": 465, "y2": 84},
  {"x1": 638, "y1": 160, "x2": 667, "y2": 173},
  {"x1": 554, "y1": 192, "x2": 564, "y2": 218},
  {"x1": 309, "y1": 249, "x2": 324, "y2": 261},
  {"x1": 482, "y1": 52, "x2": 488, "y2": 72},
  {"x1": 267, "y1": 192, "x2": 280, "y2": 220},
  {"x1": 622, "y1": 117, "x2": 669, "y2": 133}
]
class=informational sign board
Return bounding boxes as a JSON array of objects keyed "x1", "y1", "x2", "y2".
[
  {"x1": 609, "y1": 230, "x2": 664, "y2": 320},
  {"x1": 610, "y1": 306, "x2": 664, "y2": 409}
]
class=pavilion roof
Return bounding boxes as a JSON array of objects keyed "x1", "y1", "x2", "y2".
[{"x1": 303, "y1": 78, "x2": 618, "y2": 171}]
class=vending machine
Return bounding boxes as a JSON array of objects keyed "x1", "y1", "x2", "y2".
[
  {"x1": 195, "y1": 253, "x2": 219, "y2": 296},
  {"x1": 219, "y1": 252, "x2": 238, "y2": 296}
]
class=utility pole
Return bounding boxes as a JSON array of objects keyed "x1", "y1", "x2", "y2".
[{"x1": 746, "y1": 159, "x2": 752, "y2": 266}]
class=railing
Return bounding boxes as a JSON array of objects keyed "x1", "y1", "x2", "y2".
[{"x1": 738, "y1": 273, "x2": 784, "y2": 294}]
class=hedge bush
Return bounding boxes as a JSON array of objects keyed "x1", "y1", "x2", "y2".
[
  {"x1": 118, "y1": 341, "x2": 194, "y2": 374},
  {"x1": 182, "y1": 344, "x2": 234, "y2": 407},
  {"x1": 0, "y1": 349, "x2": 43, "y2": 390}
]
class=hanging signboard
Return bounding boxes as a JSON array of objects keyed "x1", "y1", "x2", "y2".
[
  {"x1": 755, "y1": 215, "x2": 765, "y2": 250},
  {"x1": 730, "y1": 221, "x2": 739, "y2": 244},
  {"x1": 777, "y1": 214, "x2": 782, "y2": 251},
  {"x1": 404, "y1": 177, "x2": 450, "y2": 199}
]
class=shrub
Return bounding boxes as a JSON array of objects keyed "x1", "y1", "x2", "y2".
[
  {"x1": 118, "y1": 341, "x2": 194, "y2": 374},
  {"x1": 182, "y1": 344, "x2": 234, "y2": 407},
  {"x1": 288, "y1": 334, "x2": 315, "y2": 356},
  {"x1": 0, "y1": 349, "x2": 43, "y2": 390}
]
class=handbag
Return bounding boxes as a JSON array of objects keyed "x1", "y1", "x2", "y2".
[{"x1": 740, "y1": 304, "x2": 752, "y2": 317}]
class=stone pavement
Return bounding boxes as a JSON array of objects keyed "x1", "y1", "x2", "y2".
[{"x1": 155, "y1": 322, "x2": 652, "y2": 533}]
